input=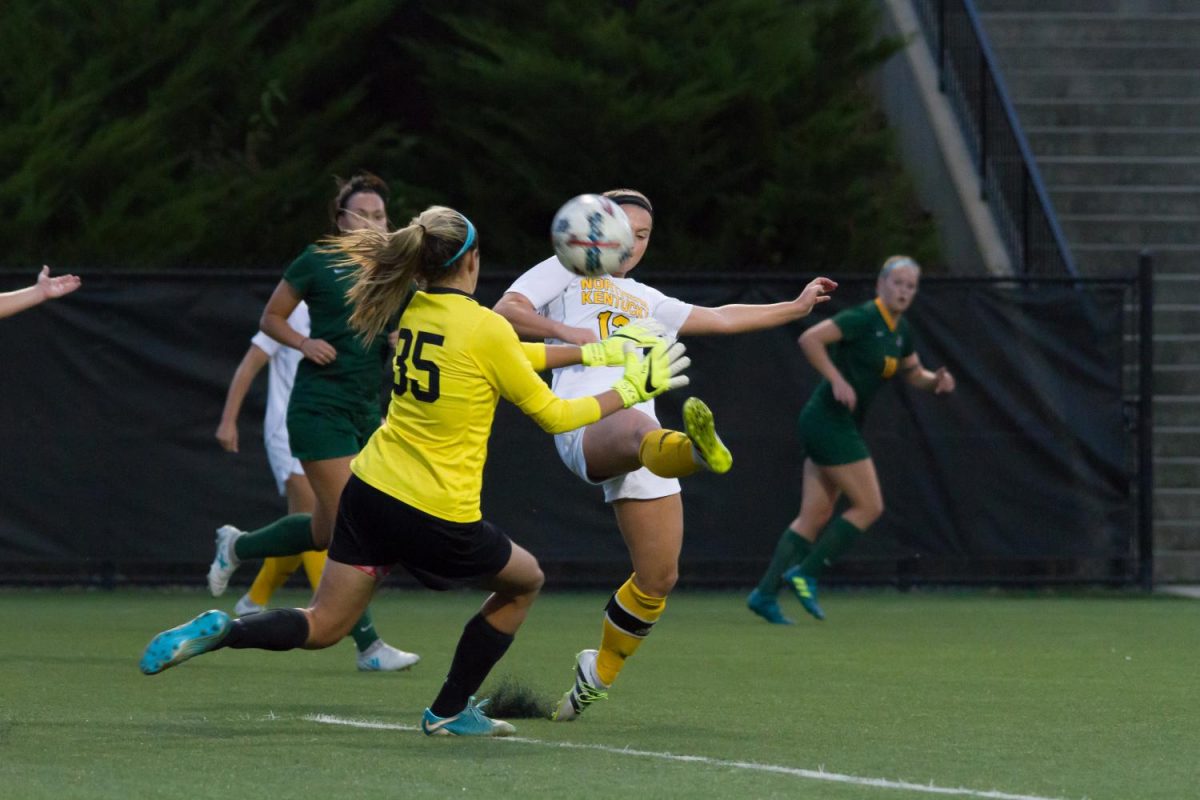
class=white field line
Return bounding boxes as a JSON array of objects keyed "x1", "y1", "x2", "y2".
[{"x1": 302, "y1": 713, "x2": 1073, "y2": 800}]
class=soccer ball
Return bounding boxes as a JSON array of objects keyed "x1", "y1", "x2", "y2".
[{"x1": 551, "y1": 194, "x2": 635, "y2": 278}]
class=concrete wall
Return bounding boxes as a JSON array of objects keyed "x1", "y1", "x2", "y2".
[{"x1": 873, "y1": 0, "x2": 1012, "y2": 275}]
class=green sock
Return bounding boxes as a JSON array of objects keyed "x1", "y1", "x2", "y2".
[
  {"x1": 755, "y1": 528, "x2": 814, "y2": 595},
  {"x1": 797, "y1": 517, "x2": 863, "y2": 579},
  {"x1": 349, "y1": 607, "x2": 381, "y2": 653},
  {"x1": 233, "y1": 514, "x2": 314, "y2": 560}
]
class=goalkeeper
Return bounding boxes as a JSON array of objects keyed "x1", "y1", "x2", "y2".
[{"x1": 139, "y1": 205, "x2": 689, "y2": 738}]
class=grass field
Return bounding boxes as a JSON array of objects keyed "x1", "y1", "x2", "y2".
[{"x1": 1, "y1": 587, "x2": 1197, "y2": 799}]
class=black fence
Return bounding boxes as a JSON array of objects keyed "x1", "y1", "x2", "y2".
[
  {"x1": 912, "y1": 0, "x2": 1078, "y2": 277},
  {"x1": 0, "y1": 266, "x2": 1150, "y2": 588}
]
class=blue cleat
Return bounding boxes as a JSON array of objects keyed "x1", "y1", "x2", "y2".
[
  {"x1": 783, "y1": 567, "x2": 825, "y2": 621},
  {"x1": 746, "y1": 588, "x2": 794, "y2": 625},
  {"x1": 139, "y1": 609, "x2": 231, "y2": 675},
  {"x1": 421, "y1": 696, "x2": 515, "y2": 737}
]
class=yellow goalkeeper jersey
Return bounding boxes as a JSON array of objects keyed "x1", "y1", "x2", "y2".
[{"x1": 351, "y1": 287, "x2": 601, "y2": 523}]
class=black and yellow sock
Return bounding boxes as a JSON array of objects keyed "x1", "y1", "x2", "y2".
[
  {"x1": 638, "y1": 429, "x2": 700, "y2": 478},
  {"x1": 754, "y1": 528, "x2": 815, "y2": 595},
  {"x1": 233, "y1": 514, "x2": 314, "y2": 560},
  {"x1": 430, "y1": 614, "x2": 514, "y2": 718},
  {"x1": 349, "y1": 607, "x2": 381, "y2": 653},
  {"x1": 797, "y1": 517, "x2": 863, "y2": 578},
  {"x1": 596, "y1": 576, "x2": 667, "y2": 687}
]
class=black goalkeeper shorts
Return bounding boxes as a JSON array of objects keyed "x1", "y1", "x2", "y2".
[{"x1": 330, "y1": 475, "x2": 513, "y2": 590}]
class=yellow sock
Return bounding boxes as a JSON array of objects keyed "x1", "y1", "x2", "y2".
[
  {"x1": 300, "y1": 549, "x2": 328, "y2": 590},
  {"x1": 596, "y1": 575, "x2": 667, "y2": 686},
  {"x1": 638, "y1": 429, "x2": 700, "y2": 478},
  {"x1": 246, "y1": 555, "x2": 303, "y2": 606}
]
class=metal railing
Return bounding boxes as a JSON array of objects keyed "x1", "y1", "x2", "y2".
[{"x1": 912, "y1": 0, "x2": 1078, "y2": 277}]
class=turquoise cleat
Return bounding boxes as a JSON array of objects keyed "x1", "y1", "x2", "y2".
[
  {"x1": 421, "y1": 697, "x2": 515, "y2": 737},
  {"x1": 139, "y1": 609, "x2": 231, "y2": 675},
  {"x1": 783, "y1": 567, "x2": 825, "y2": 621},
  {"x1": 746, "y1": 588, "x2": 794, "y2": 625}
]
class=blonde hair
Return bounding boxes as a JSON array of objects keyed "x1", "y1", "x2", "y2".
[
  {"x1": 320, "y1": 205, "x2": 477, "y2": 343},
  {"x1": 879, "y1": 255, "x2": 921, "y2": 279}
]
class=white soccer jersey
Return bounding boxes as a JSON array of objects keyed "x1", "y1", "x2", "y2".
[
  {"x1": 506, "y1": 257, "x2": 693, "y2": 401},
  {"x1": 250, "y1": 302, "x2": 310, "y2": 459}
]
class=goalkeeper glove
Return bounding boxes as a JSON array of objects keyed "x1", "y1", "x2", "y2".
[
  {"x1": 580, "y1": 319, "x2": 669, "y2": 367},
  {"x1": 611, "y1": 340, "x2": 690, "y2": 408}
]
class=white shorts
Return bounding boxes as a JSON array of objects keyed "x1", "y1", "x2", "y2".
[
  {"x1": 265, "y1": 428, "x2": 305, "y2": 496},
  {"x1": 554, "y1": 424, "x2": 681, "y2": 503}
]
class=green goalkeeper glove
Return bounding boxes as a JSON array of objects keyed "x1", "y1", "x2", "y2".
[
  {"x1": 580, "y1": 319, "x2": 669, "y2": 367},
  {"x1": 611, "y1": 340, "x2": 691, "y2": 408}
]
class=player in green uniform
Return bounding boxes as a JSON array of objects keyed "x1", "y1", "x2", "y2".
[
  {"x1": 747, "y1": 256, "x2": 955, "y2": 623},
  {"x1": 205, "y1": 172, "x2": 418, "y2": 670}
]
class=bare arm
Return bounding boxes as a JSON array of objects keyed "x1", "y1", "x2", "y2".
[
  {"x1": 260, "y1": 280, "x2": 336, "y2": 365},
  {"x1": 678, "y1": 276, "x2": 836, "y2": 336},
  {"x1": 901, "y1": 353, "x2": 955, "y2": 394},
  {"x1": 0, "y1": 266, "x2": 81, "y2": 320},
  {"x1": 799, "y1": 319, "x2": 858, "y2": 411},
  {"x1": 215, "y1": 345, "x2": 271, "y2": 453},
  {"x1": 494, "y1": 291, "x2": 598, "y2": 345}
]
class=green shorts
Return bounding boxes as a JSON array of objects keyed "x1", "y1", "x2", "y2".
[
  {"x1": 797, "y1": 402, "x2": 870, "y2": 467},
  {"x1": 287, "y1": 403, "x2": 379, "y2": 462}
]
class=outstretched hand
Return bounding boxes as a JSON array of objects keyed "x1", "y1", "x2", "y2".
[
  {"x1": 611, "y1": 340, "x2": 691, "y2": 408},
  {"x1": 795, "y1": 277, "x2": 837, "y2": 315},
  {"x1": 37, "y1": 266, "x2": 81, "y2": 300}
]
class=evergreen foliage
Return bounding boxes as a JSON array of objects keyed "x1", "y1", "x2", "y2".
[{"x1": 0, "y1": 0, "x2": 938, "y2": 272}]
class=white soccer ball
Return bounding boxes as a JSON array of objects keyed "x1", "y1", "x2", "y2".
[{"x1": 550, "y1": 194, "x2": 635, "y2": 278}]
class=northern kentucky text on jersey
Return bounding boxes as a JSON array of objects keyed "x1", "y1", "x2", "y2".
[{"x1": 578, "y1": 278, "x2": 650, "y2": 317}]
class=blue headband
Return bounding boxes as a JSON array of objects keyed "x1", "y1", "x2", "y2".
[{"x1": 442, "y1": 214, "x2": 477, "y2": 267}]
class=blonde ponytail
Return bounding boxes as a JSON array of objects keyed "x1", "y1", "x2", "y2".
[
  {"x1": 320, "y1": 224, "x2": 424, "y2": 344},
  {"x1": 319, "y1": 205, "x2": 478, "y2": 344}
]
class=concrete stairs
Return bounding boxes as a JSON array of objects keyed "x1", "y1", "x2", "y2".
[{"x1": 974, "y1": 0, "x2": 1200, "y2": 580}]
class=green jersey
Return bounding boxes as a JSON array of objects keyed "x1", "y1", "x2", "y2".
[
  {"x1": 806, "y1": 298, "x2": 915, "y2": 426},
  {"x1": 283, "y1": 244, "x2": 386, "y2": 413}
]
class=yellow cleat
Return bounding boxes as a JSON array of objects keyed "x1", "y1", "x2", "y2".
[{"x1": 683, "y1": 397, "x2": 732, "y2": 474}]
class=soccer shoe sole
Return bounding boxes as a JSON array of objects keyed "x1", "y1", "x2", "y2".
[
  {"x1": 422, "y1": 717, "x2": 516, "y2": 737},
  {"x1": 552, "y1": 685, "x2": 583, "y2": 722},
  {"x1": 683, "y1": 397, "x2": 732, "y2": 474},
  {"x1": 139, "y1": 609, "x2": 231, "y2": 675}
]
